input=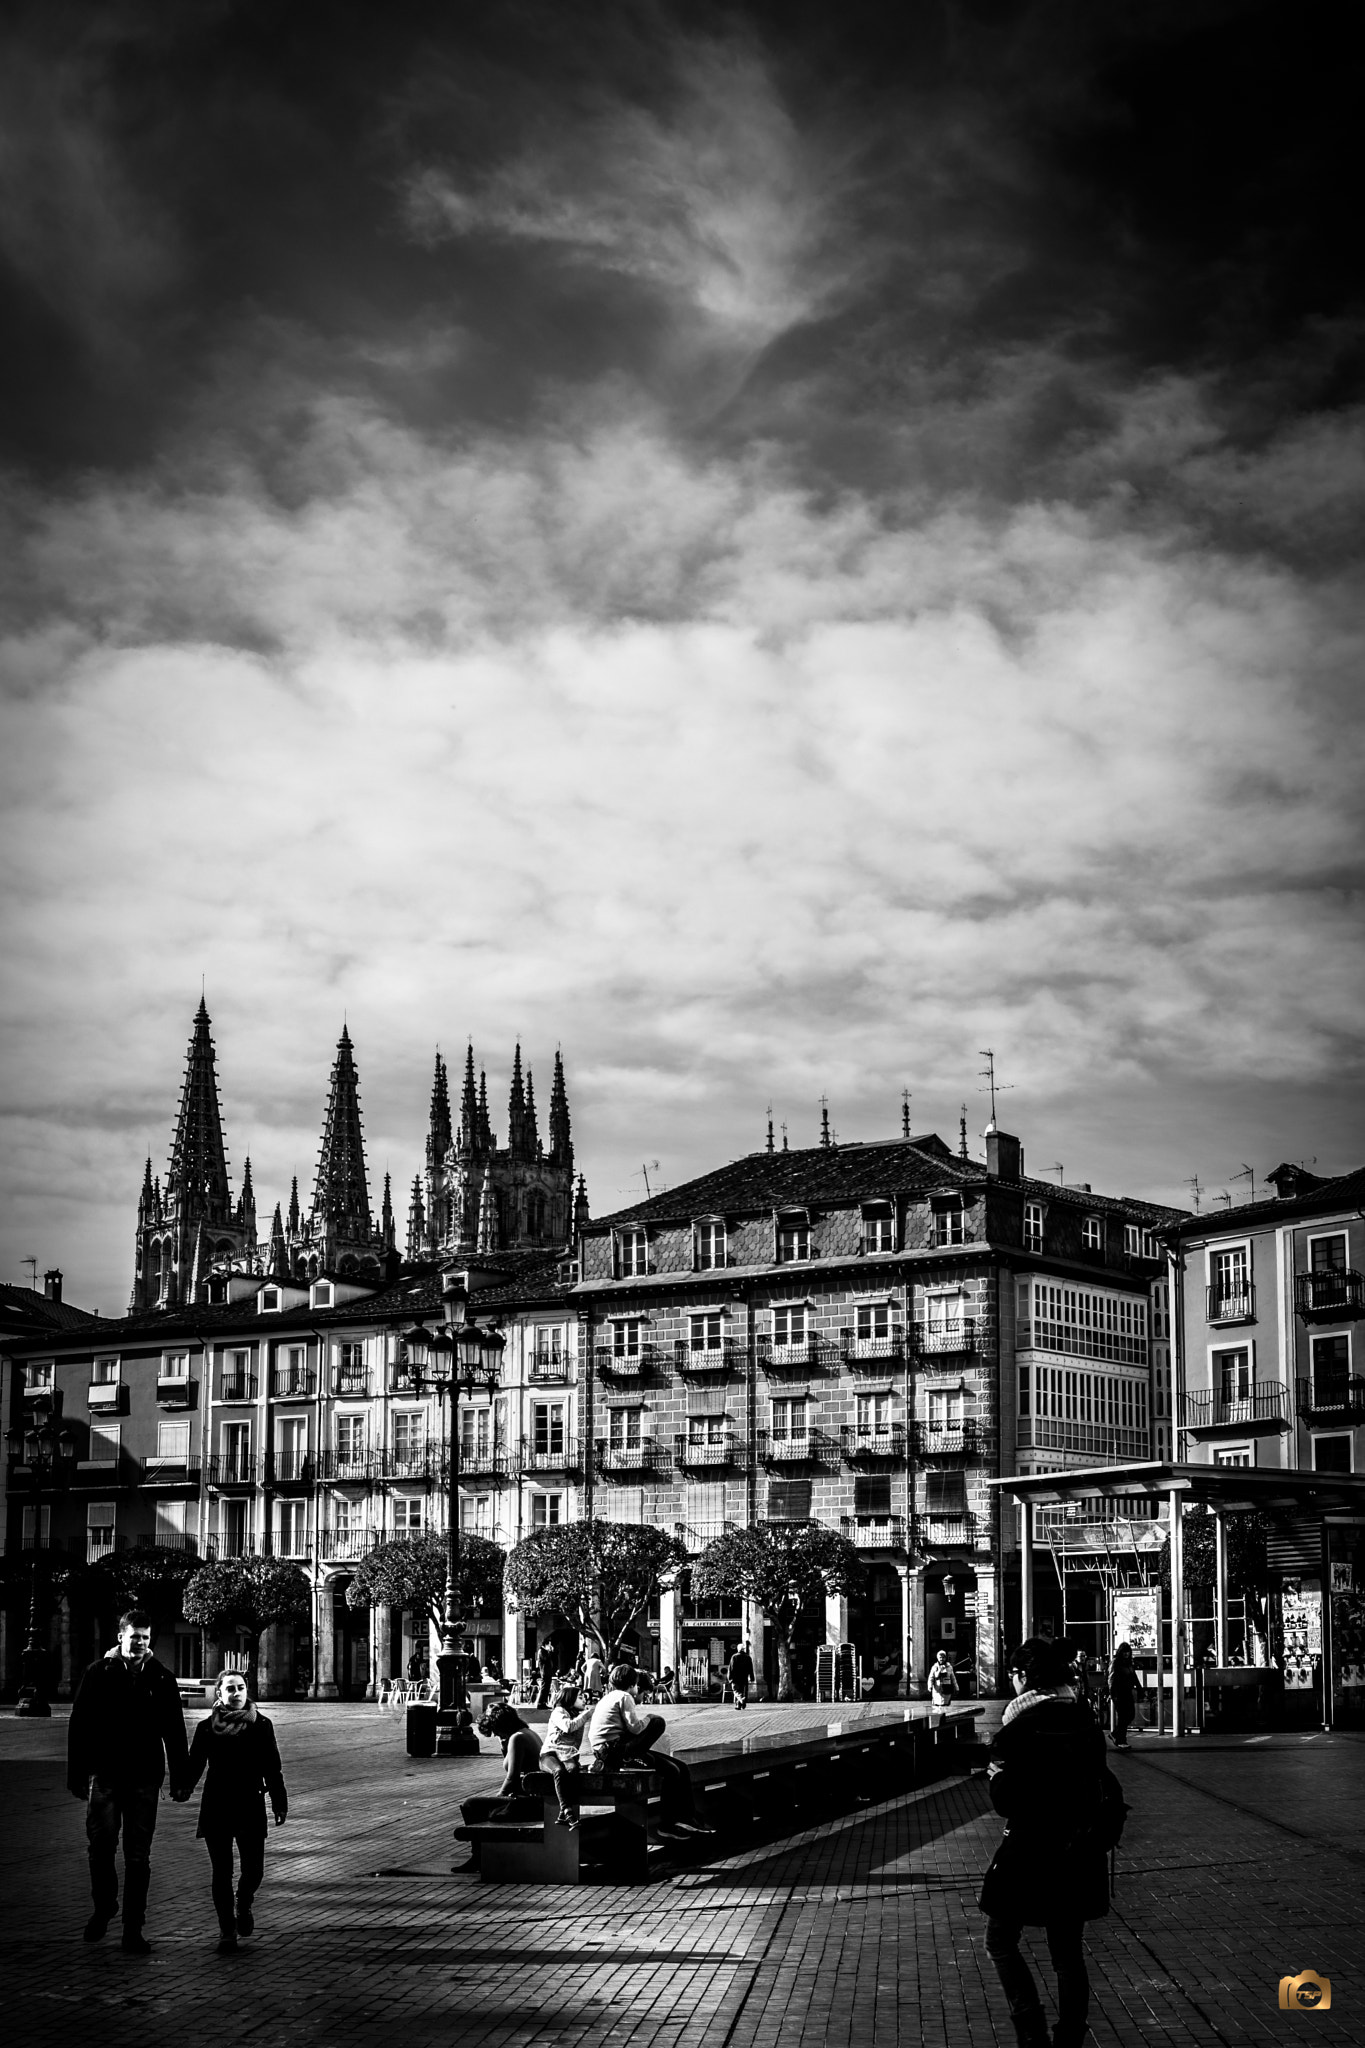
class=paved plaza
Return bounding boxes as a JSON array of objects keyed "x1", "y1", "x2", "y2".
[{"x1": 2, "y1": 1700, "x2": 1361, "y2": 2048}]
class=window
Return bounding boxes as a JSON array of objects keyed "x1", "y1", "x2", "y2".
[
  {"x1": 767, "y1": 1479, "x2": 811, "y2": 1518},
  {"x1": 155, "y1": 1498, "x2": 189, "y2": 1544},
  {"x1": 220, "y1": 1498, "x2": 251, "y2": 1555},
  {"x1": 1211, "y1": 1246, "x2": 1250, "y2": 1308},
  {"x1": 609, "y1": 1407, "x2": 643, "y2": 1446},
  {"x1": 1214, "y1": 1447, "x2": 1252, "y2": 1468},
  {"x1": 772, "y1": 1305, "x2": 808, "y2": 1348},
  {"x1": 533, "y1": 1326, "x2": 564, "y2": 1369},
  {"x1": 856, "y1": 1302, "x2": 890, "y2": 1345},
  {"x1": 87, "y1": 1422, "x2": 121, "y2": 1465},
  {"x1": 278, "y1": 1500, "x2": 308, "y2": 1556},
  {"x1": 393, "y1": 1496, "x2": 424, "y2": 1535},
  {"x1": 687, "y1": 1414, "x2": 729, "y2": 1445},
  {"x1": 22, "y1": 1505, "x2": 51, "y2": 1548},
  {"x1": 278, "y1": 1344, "x2": 310, "y2": 1393},
  {"x1": 460, "y1": 1494, "x2": 493, "y2": 1534},
  {"x1": 156, "y1": 1420, "x2": 191, "y2": 1464},
  {"x1": 934, "y1": 1203, "x2": 966, "y2": 1248},
  {"x1": 160, "y1": 1351, "x2": 190, "y2": 1381},
  {"x1": 23, "y1": 1362, "x2": 53, "y2": 1394},
  {"x1": 854, "y1": 1475, "x2": 892, "y2": 1515},
  {"x1": 1141, "y1": 1232, "x2": 1160, "y2": 1261},
  {"x1": 313, "y1": 1281, "x2": 333, "y2": 1307},
  {"x1": 1313, "y1": 1435, "x2": 1352, "y2": 1474},
  {"x1": 337, "y1": 1341, "x2": 363, "y2": 1374},
  {"x1": 87, "y1": 1502, "x2": 116, "y2": 1561},
  {"x1": 221, "y1": 1421, "x2": 250, "y2": 1477},
  {"x1": 1081, "y1": 1217, "x2": 1103, "y2": 1253},
  {"x1": 392, "y1": 1411, "x2": 426, "y2": 1467},
  {"x1": 1311, "y1": 1334, "x2": 1350, "y2": 1399},
  {"x1": 1024, "y1": 1203, "x2": 1044, "y2": 1254},
  {"x1": 776, "y1": 1216, "x2": 811, "y2": 1263},
  {"x1": 612, "y1": 1320, "x2": 644, "y2": 1359},
  {"x1": 1124, "y1": 1224, "x2": 1141, "y2": 1257},
  {"x1": 335, "y1": 1414, "x2": 367, "y2": 1468},
  {"x1": 928, "y1": 1389, "x2": 964, "y2": 1430},
  {"x1": 1216, "y1": 1349, "x2": 1252, "y2": 1403},
  {"x1": 926, "y1": 1470, "x2": 967, "y2": 1514},
  {"x1": 862, "y1": 1206, "x2": 895, "y2": 1254},
  {"x1": 460, "y1": 1407, "x2": 492, "y2": 1460},
  {"x1": 690, "y1": 1313, "x2": 723, "y2": 1353},
  {"x1": 260, "y1": 1287, "x2": 281, "y2": 1312},
  {"x1": 771, "y1": 1397, "x2": 809, "y2": 1439},
  {"x1": 533, "y1": 1402, "x2": 566, "y2": 1457},
  {"x1": 276, "y1": 1416, "x2": 306, "y2": 1478},
  {"x1": 617, "y1": 1228, "x2": 649, "y2": 1277},
  {"x1": 1311, "y1": 1234, "x2": 1348, "y2": 1273},
  {"x1": 173, "y1": 1631, "x2": 203, "y2": 1679},
  {"x1": 856, "y1": 1391, "x2": 891, "y2": 1436},
  {"x1": 532, "y1": 1492, "x2": 562, "y2": 1527},
  {"x1": 694, "y1": 1221, "x2": 726, "y2": 1271}
]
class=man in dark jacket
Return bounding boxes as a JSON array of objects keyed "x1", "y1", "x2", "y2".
[
  {"x1": 67, "y1": 1608, "x2": 190, "y2": 1954},
  {"x1": 728, "y1": 1640, "x2": 754, "y2": 1711},
  {"x1": 979, "y1": 1636, "x2": 1127, "y2": 2048}
]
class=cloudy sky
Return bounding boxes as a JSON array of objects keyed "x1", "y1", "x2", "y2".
[{"x1": 1, "y1": 0, "x2": 1362, "y2": 1311}]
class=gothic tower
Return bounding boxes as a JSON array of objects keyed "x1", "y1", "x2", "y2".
[
  {"x1": 424, "y1": 1043, "x2": 578, "y2": 1256},
  {"x1": 130, "y1": 999, "x2": 253, "y2": 1311},
  {"x1": 302, "y1": 1025, "x2": 384, "y2": 1276}
]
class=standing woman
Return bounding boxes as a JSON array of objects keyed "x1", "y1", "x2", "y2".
[
  {"x1": 1109, "y1": 1642, "x2": 1137, "y2": 1749},
  {"x1": 174, "y1": 1671, "x2": 287, "y2": 1953}
]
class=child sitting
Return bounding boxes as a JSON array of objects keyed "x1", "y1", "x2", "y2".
[{"x1": 541, "y1": 1682, "x2": 592, "y2": 1828}]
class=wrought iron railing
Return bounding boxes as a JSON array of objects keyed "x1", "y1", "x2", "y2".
[{"x1": 1180, "y1": 1384, "x2": 1287, "y2": 1431}]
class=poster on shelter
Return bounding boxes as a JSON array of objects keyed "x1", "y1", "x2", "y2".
[{"x1": 1112, "y1": 1588, "x2": 1159, "y2": 1657}]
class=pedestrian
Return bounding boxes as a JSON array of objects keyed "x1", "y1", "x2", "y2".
[
  {"x1": 980, "y1": 1635, "x2": 1128, "y2": 2048},
  {"x1": 66, "y1": 1607, "x2": 191, "y2": 1955},
  {"x1": 541, "y1": 1682, "x2": 592, "y2": 1827},
  {"x1": 582, "y1": 1644, "x2": 608, "y2": 1699},
  {"x1": 173, "y1": 1670, "x2": 287, "y2": 1953},
  {"x1": 535, "y1": 1635, "x2": 558, "y2": 1707},
  {"x1": 728, "y1": 1640, "x2": 754, "y2": 1712},
  {"x1": 1109, "y1": 1641, "x2": 1137, "y2": 1749},
  {"x1": 929, "y1": 1647, "x2": 957, "y2": 1721}
]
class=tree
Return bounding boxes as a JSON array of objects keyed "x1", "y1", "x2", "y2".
[
  {"x1": 503, "y1": 1520, "x2": 688, "y2": 1662},
  {"x1": 89, "y1": 1545, "x2": 200, "y2": 1635},
  {"x1": 693, "y1": 1521, "x2": 864, "y2": 1701},
  {"x1": 183, "y1": 1556, "x2": 311, "y2": 1696},
  {"x1": 344, "y1": 1533, "x2": 505, "y2": 1634},
  {"x1": 1157, "y1": 1505, "x2": 1273, "y2": 1646}
]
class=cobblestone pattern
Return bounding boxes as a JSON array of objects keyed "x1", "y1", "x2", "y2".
[{"x1": 1, "y1": 1706, "x2": 1360, "y2": 2048}]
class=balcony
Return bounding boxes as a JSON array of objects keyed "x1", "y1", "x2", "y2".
[
  {"x1": 518, "y1": 1436, "x2": 584, "y2": 1475},
  {"x1": 674, "y1": 1340, "x2": 743, "y2": 1376},
  {"x1": 594, "y1": 1345, "x2": 658, "y2": 1382},
  {"x1": 840, "y1": 1333, "x2": 906, "y2": 1368},
  {"x1": 1206, "y1": 1285, "x2": 1255, "y2": 1326},
  {"x1": 675, "y1": 1520, "x2": 736, "y2": 1552},
  {"x1": 756, "y1": 1430, "x2": 839, "y2": 1469},
  {"x1": 156, "y1": 1375, "x2": 194, "y2": 1408},
  {"x1": 1296, "y1": 1375, "x2": 1365, "y2": 1427},
  {"x1": 206, "y1": 1453, "x2": 259, "y2": 1489},
  {"x1": 266, "y1": 1450, "x2": 316, "y2": 1489},
  {"x1": 331, "y1": 1367, "x2": 369, "y2": 1398},
  {"x1": 841, "y1": 1425, "x2": 908, "y2": 1463},
  {"x1": 841, "y1": 1513, "x2": 907, "y2": 1552},
  {"x1": 595, "y1": 1438, "x2": 673, "y2": 1475},
  {"x1": 755, "y1": 1337, "x2": 830, "y2": 1375},
  {"x1": 529, "y1": 1354, "x2": 572, "y2": 1384},
  {"x1": 916, "y1": 1511, "x2": 978, "y2": 1547},
  {"x1": 136, "y1": 1533, "x2": 201, "y2": 1554},
  {"x1": 315, "y1": 1529, "x2": 381, "y2": 1562},
  {"x1": 1018, "y1": 1418, "x2": 1151, "y2": 1458},
  {"x1": 20, "y1": 1534, "x2": 66, "y2": 1552},
  {"x1": 87, "y1": 1381, "x2": 126, "y2": 1415},
  {"x1": 1295, "y1": 1270, "x2": 1365, "y2": 1322},
  {"x1": 271, "y1": 1367, "x2": 316, "y2": 1399},
  {"x1": 1180, "y1": 1384, "x2": 1289, "y2": 1437},
  {"x1": 914, "y1": 1320, "x2": 977, "y2": 1361},
  {"x1": 72, "y1": 1455, "x2": 131, "y2": 1488},
  {"x1": 674, "y1": 1434, "x2": 747, "y2": 1472},
  {"x1": 138, "y1": 1454, "x2": 202, "y2": 1487},
  {"x1": 218, "y1": 1374, "x2": 257, "y2": 1403},
  {"x1": 915, "y1": 1420, "x2": 978, "y2": 1458},
  {"x1": 318, "y1": 1450, "x2": 382, "y2": 1485},
  {"x1": 457, "y1": 1446, "x2": 509, "y2": 1484},
  {"x1": 379, "y1": 1449, "x2": 436, "y2": 1486}
]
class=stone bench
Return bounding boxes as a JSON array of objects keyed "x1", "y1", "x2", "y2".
[{"x1": 456, "y1": 1767, "x2": 665, "y2": 1885}]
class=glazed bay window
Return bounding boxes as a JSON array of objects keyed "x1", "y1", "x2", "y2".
[
  {"x1": 694, "y1": 1220, "x2": 726, "y2": 1271},
  {"x1": 862, "y1": 1205, "x2": 895, "y2": 1254},
  {"x1": 776, "y1": 1215, "x2": 811, "y2": 1263},
  {"x1": 1024, "y1": 1203, "x2": 1044, "y2": 1255},
  {"x1": 617, "y1": 1227, "x2": 650, "y2": 1278},
  {"x1": 690, "y1": 1312, "x2": 724, "y2": 1354}
]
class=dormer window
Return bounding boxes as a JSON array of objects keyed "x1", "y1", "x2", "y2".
[
  {"x1": 616, "y1": 1228, "x2": 650, "y2": 1278},
  {"x1": 933, "y1": 1199, "x2": 966, "y2": 1248},
  {"x1": 862, "y1": 1205, "x2": 895, "y2": 1254},
  {"x1": 776, "y1": 1213, "x2": 812, "y2": 1263},
  {"x1": 694, "y1": 1220, "x2": 726, "y2": 1271},
  {"x1": 312, "y1": 1281, "x2": 333, "y2": 1308},
  {"x1": 1023, "y1": 1202, "x2": 1044, "y2": 1255},
  {"x1": 1082, "y1": 1216, "x2": 1104, "y2": 1253},
  {"x1": 260, "y1": 1286, "x2": 282, "y2": 1313},
  {"x1": 208, "y1": 1276, "x2": 228, "y2": 1304}
]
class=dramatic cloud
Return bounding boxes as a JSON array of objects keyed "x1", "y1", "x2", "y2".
[{"x1": 1, "y1": 0, "x2": 1362, "y2": 1306}]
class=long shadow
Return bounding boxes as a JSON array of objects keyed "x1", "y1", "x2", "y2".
[{"x1": 675, "y1": 1770, "x2": 994, "y2": 1891}]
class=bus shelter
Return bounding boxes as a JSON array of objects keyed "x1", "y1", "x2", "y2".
[{"x1": 991, "y1": 1462, "x2": 1365, "y2": 1736}]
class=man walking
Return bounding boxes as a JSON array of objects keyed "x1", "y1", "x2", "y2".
[
  {"x1": 728, "y1": 1640, "x2": 754, "y2": 1711},
  {"x1": 67, "y1": 1608, "x2": 190, "y2": 1955}
]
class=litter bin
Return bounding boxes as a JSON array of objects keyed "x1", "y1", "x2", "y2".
[{"x1": 406, "y1": 1701, "x2": 438, "y2": 1757}]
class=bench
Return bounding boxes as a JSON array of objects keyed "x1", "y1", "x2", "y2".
[{"x1": 457, "y1": 1767, "x2": 665, "y2": 1885}]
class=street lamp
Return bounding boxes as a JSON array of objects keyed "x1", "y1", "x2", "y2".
[
  {"x1": 4, "y1": 1395, "x2": 76, "y2": 1717},
  {"x1": 400, "y1": 1280, "x2": 505, "y2": 1756}
]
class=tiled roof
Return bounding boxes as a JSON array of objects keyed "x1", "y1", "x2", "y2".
[
  {"x1": 0, "y1": 1285, "x2": 103, "y2": 1337},
  {"x1": 1167, "y1": 1163, "x2": 1365, "y2": 1239},
  {"x1": 1012, "y1": 1176, "x2": 1187, "y2": 1226}
]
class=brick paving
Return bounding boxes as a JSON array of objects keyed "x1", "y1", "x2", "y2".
[{"x1": 2, "y1": 1703, "x2": 1361, "y2": 2047}]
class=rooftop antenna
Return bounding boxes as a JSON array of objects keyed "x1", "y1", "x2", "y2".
[
  {"x1": 978, "y1": 1049, "x2": 1014, "y2": 1124},
  {"x1": 1230, "y1": 1163, "x2": 1257, "y2": 1204},
  {"x1": 819, "y1": 1096, "x2": 832, "y2": 1148},
  {"x1": 1046, "y1": 1164, "x2": 1064, "y2": 1184},
  {"x1": 641, "y1": 1160, "x2": 659, "y2": 1200},
  {"x1": 959, "y1": 1104, "x2": 969, "y2": 1160},
  {"x1": 1186, "y1": 1174, "x2": 1203, "y2": 1214},
  {"x1": 1214, "y1": 1190, "x2": 1232, "y2": 1209},
  {"x1": 766, "y1": 1105, "x2": 775, "y2": 1155},
  {"x1": 901, "y1": 1089, "x2": 912, "y2": 1139},
  {"x1": 781, "y1": 1121, "x2": 789, "y2": 1152},
  {"x1": 22, "y1": 1256, "x2": 38, "y2": 1290}
]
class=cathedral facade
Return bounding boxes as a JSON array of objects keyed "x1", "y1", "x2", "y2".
[{"x1": 414, "y1": 1043, "x2": 583, "y2": 1260}]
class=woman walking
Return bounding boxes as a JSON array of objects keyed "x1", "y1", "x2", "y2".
[
  {"x1": 929, "y1": 1648, "x2": 957, "y2": 1720},
  {"x1": 1109, "y1": 1642, "x2": 1137, "y2": 1749},
  {"x1": 174, "y1": 1671, "x2": 287, "y2": 1954}
]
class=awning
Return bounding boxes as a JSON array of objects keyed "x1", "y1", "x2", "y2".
[{"x1": 989, "y1": 1460, "x2": 1365, "y2": 1517}]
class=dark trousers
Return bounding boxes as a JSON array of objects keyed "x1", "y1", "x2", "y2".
[
  {"x1": 732, "y1": 1680, "x2": 748, "y2": 1711},
  {"x1": 205, "y1": 1829, "x2": 266, "y2": 1935},
  {"x1": 86, "y1": 1779, "x2": 159, "y2": 1931},
  {"x1": 594, "y1": 1716, "x2": 693, "y2": 1822},
  {"x1": 985, "y1": 1916, "x2": 1089, "y2": 2048},
  {"x1": 543, "y1": 1752, "x2": 580, "y2": 1816}
]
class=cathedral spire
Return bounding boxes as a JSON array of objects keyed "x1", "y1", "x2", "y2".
[
  {"x1": 459, "y1": 1044, "x2": 478, "y2": 1152},
  {"x1": 287, "y1": 1175, "x2": 300, "y2": 1235},
  {"x1": 268, "y1": 1203, "x2": 288, "y2": 1276},
  {"x1": 525, "y1": 1067, "x2": 540, "y2": 1155},
  {"x1": 236, "y1": 1155, "x2": 256, "y2": 1238},
  {"x1": 478, "y1": 1069, "x2": 493, "y2": 1153},
  {"x1": 311, "y1": 1025, "x2": 372, "y2": 1243},
  {"x1": 406, "y1": 1175, "x2": 426, "y2": 1261},
  {"x1": 476, "y1": 1164, "x2": 496, "y2": 1253},
  {"x1": 507, "y1": 1044, "x2": 527, "y2": 1159},
  {"x1": 167, "y1": 998, "x2": 234, "y2": 1223},
  {"x1": 139, "y1": 1156, "x2": 155, "y2": 1223},
  {"x1": 549, "y1": 1049, "x2": 573, "y2": 1172},
  {"x1": 427, "y1": 1052, "x2": 452, "y2": 1170},
  {"x1": 381, "y1": 1170, "x2": 395, "y2": 1253}
]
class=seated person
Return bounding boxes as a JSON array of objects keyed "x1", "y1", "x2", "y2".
[
  {"x1": 453, "y1": 1702, "x2": 544, "y2": 1871},
  {"x1": 541, "y1": 1682, "x2": 592, "y2": 1828},
  {"x1": 587, "y1": 1664, "x2": 666, "y2": 1772}
]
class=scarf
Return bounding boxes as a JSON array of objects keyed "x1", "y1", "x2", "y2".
[
  {"x1": 210, "y1": 1698, "x2": 258, "y2": 1737},
  {"x1": 1002, "y1": 1683, "x2": 1075, "y2": 1727}
]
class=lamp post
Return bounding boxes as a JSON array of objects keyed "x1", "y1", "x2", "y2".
[
  {"x1": 400, "y1": 1279, "x2": 505, "y2": 1756},
  {"x1": 5, "y1": 1395, "x2": 76, "y2": 1716}
]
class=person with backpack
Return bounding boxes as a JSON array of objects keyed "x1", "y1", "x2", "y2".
[{"x1": 979, "y1": 1635, "x2": 1128, "y2": 2048}]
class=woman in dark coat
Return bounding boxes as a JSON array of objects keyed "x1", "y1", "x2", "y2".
[
  {"x1": 1109, "y1": 1641, "x2": 1138, "y2": 1748},
  {"x1": 174, "y1": 1671, "x2": 287, "y2": 1953},
  {"x1": 979, "y1": 1637, "x2": 1127, "y2": 2048}
]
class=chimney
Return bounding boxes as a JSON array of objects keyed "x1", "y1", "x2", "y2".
[
  {"x1": 985, "y1": 1128, "x2": 1023, "y2": 1182},
  {"x1": 44, "y1": 1268, "x2": 63, "y2": 1303}
]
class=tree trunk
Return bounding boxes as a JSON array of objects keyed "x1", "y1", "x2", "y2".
[{"x1": 774, "y1": 1622, "x2": 796, "y2": 1702}]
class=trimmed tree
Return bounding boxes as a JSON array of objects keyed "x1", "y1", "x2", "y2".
[
  {"x1": 183, "y1": 1555, "x2": 311, "y2": 1697},
  {"x1": 344, "y1": 1533, "x2": 505, "y2": 1637},
  {"x1": 693, "y1": 1521, "x2": 864, "y2": 1701},
  {"x1": 89, "y1": 1544, "x2": 201, "y2": 1635},
  {"x1": 503, "y1": 1520, "x2": 688, "y2": 1663}
]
